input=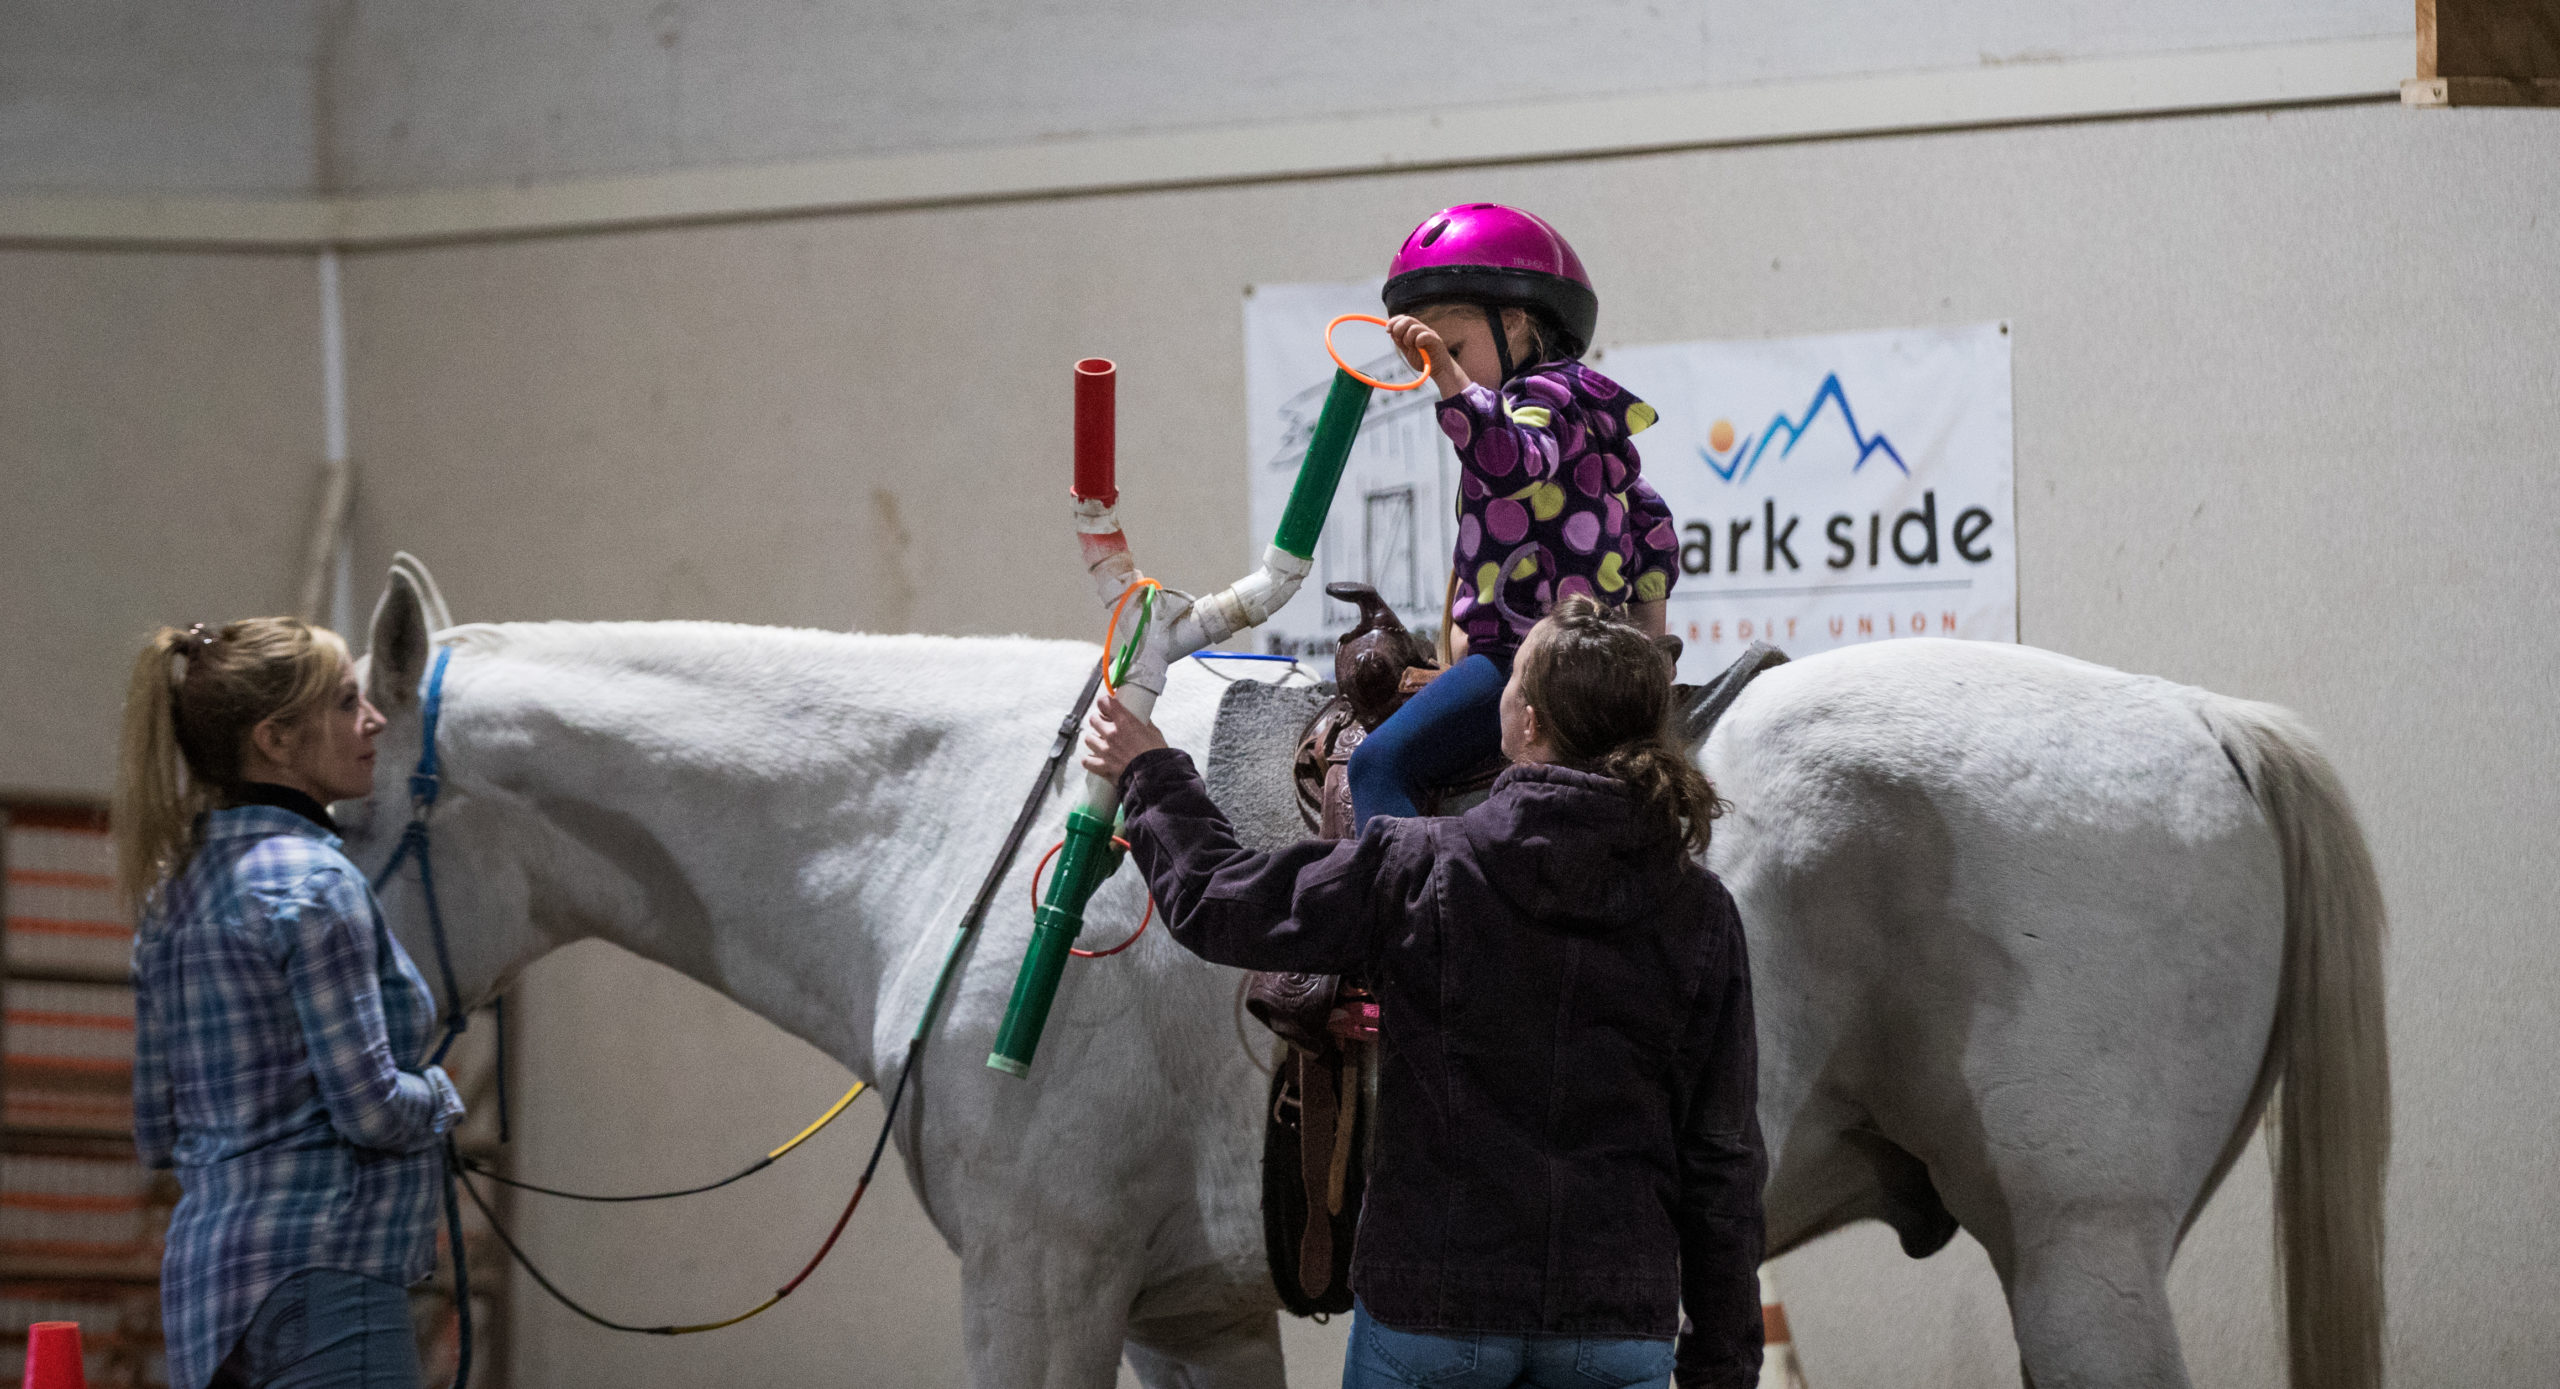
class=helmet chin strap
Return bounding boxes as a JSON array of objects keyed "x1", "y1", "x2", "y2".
[{"x1": 1485, "y1": 304, "x2": 1517, "y2": 388}]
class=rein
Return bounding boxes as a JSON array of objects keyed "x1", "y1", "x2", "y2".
[
  {"x1": 368, "y1": 642, "x2": 1109, "y2": 1361},
  {"x1": 371, "y1": 647, "x2": 469, "y2": 1066},
  {"x1": 366, "y1": 646, "x2": 481, "y2": 1387}
]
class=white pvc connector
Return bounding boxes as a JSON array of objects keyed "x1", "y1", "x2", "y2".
[
  {"x1": 1072, "y1": 496, "x2": 1146, "y2": 610},
  {"x1": 1167, "y1": 546, "x2": 1313, "y2": 655},
  {"x1": 1071, "y1": 495, "x2": 1124, "y2": 536},
  {"x1": 1076, "y1": 522, "x2": 1315, "y2": 811}
]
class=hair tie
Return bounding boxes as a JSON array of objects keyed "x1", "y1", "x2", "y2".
[{"x1": 183, "y1": 623, "x2": 217, "y2": 650}]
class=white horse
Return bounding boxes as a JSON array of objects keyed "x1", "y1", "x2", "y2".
[{"x1": 344, "y1": 560, "x2": 2385, "y2": 1389}]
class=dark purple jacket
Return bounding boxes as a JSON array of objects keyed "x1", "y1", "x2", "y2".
[{"x1": 1118, "y1": 749, "x2": 1766, "y2": 1388}]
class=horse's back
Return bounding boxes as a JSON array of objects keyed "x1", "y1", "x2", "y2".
[
  {"x1": 1706, "y1": 639, "x2": 2287, "y2": 1258},
  {"x1": 1708, "y1": 638, "x2": 2262, "y2": 836}
]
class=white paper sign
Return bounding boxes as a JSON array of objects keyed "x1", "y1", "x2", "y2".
[{"x1": 1245, "y1": 283, "x2": 2014, "y2": 679}]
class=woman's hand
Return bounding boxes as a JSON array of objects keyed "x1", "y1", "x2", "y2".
[
  {"x1": 1387, "y1": 314, "x2": 1471, "y2": 398},
  {"x1": 1081, "y1": 690, "x2": 1169, "y2": 785}
]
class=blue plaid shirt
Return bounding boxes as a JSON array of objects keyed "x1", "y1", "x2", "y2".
[{"x1": 132, "y1": 805, "x2": 464, "y2": 1389}]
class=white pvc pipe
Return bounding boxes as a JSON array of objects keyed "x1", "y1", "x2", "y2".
[
  {"x1": 299, "y1": 250, "x2": 357, "y2": 629},
  {"x1": 319, "y1": 249, "x2": 348, "y2": 468},
  {"x1": 1069, "y1": 506, "x2": 1318, "y2": 816}
]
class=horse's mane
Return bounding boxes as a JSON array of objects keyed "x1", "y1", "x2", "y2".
[
  {"x1": 425, "y1": 622, "x2": 1106, "y2": 742},
  {"x1": 442, "y1": 619, "x2": 1086, "y2": 673}
]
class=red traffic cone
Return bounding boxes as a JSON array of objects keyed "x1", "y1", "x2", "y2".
[{"x1": 20, "y1": 1321, "x2": 86, "y2": 1389}]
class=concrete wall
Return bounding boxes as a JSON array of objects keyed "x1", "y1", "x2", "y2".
[
  {"x1": 0, "y1": 0, "x2": 324, "y2": 195},
  {"x1": 321, "y1": 0, "x2": 2403, "y2": 190}
]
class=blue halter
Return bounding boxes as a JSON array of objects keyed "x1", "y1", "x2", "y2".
[
  {"x1": 365, "y1": 643, "x2": 486, "y2": 1389},
  {"x1": 369, "y1": 646, "x2": 469, "y2": 1066}
]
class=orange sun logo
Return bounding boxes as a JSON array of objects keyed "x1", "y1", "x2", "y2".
[{"x1": 1709, "y1": 418, "x2": 1736, "y2": 453}]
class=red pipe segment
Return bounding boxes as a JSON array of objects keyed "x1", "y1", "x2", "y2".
[{"x1": 1074, "y1": 358, "x2": 1117, "y2": 505}]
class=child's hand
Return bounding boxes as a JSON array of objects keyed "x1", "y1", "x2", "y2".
[
  {"x1": 1081, "y1": 690, "x2": 1169, "y2": 785},
  {"x1": 1386, "y1": 315, "x2": 1471, "y2": 397}
]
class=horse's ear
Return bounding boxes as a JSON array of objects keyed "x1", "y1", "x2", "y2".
[
  {"x1": 368, "y1": 567, "x2": 432, "y2": 709},
  {"x1": 389, "y1": 551, "x2": 455, "y2": 633}
]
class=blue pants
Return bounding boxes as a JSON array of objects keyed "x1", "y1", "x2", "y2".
[
  {"x1": 1348, "y1": 653, "x2": 1508, "y2": 831},
  {"x1": 1343, "y1": 1301, "x2": 1676, "y2": 1389},
  {"x1": 210, "y1": 1268, "x2": 421, "y2": 1389}
]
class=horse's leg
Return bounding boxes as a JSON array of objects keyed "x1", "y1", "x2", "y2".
[
  {"x1": 915, "y1": 924, "x2": 1268, "y2": 1387},
  {"x1": 1121, "y1": 1303, "x2": 1286, "y2": 1389},
  {"x1": 912, "y1": 1039, "x2": 1161, "y2": 1389},
  {"x1": 1996, "y1": 1214, "x2": 2187, "y2": 1389},
  {"x1": 956, "y1": 1235, "x2": 1144, "y2": 1389}
]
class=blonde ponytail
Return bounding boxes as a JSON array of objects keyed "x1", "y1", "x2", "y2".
[
  {"x1": 112, "y1": 619, "x2": 351, "y2": 911},
  {"x1": 115, "y1": 628, "x2": 213, "y2": 911},
  {"x1": 1516, "y1": 596, "x2": 1725, "y2": 856}
]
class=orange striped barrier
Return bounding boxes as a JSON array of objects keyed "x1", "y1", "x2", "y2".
[
  {"x1": 1758, "y1": 1266, "x2": 1810, "y2": 1389},
  {"x1": 5, "y1": 918, "x2": 130, "y2": 939}
]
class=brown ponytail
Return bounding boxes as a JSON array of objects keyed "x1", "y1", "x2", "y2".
[
  {"x1": 1514, "y1": 595, "x2": 1724, "y2": 855},
  {"x1": 113, "y1": 619, "x2": 351, "y2": 911}
]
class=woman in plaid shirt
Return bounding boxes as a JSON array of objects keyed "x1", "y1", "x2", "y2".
[{"x1": 116, "y1": 618, "x2": 464, "y2": 1389}]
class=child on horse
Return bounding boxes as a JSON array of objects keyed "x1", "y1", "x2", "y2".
[
  {"x1": 1083, "y1": 597, "x2": 1765, "y2": 1389},
  {"x1": 1356, "y1": 203, "x2": 1684, "y2": 829}
]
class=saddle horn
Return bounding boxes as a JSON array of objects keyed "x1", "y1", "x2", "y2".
[{"x1": 1326, "y1": 583, "x2": 1432, "y2": 730}]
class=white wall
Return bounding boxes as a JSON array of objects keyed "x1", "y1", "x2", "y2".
[
  {"x1": 321, "y1": 0, "x2": 2404, "y2": 190},
  {"x1": 0, "y1": 0, "x2": 324, "y2": 195},
  {"x1": 0, "y1": 249, "x2": 324, "y2": 791}
]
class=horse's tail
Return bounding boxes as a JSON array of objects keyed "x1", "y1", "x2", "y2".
[{"x1": 2201, "y1": 695, "x2": 2390, "y2": 1389}]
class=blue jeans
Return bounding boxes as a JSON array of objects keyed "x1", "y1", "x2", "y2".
[
  {"x1": 210, "y1": 1268, "x2": 421, "y2": 1389},
  {"x1": 1348, "y1": 653, "x2": 1509, "y2": 830},
  {"x1": 1343, "y1": 1301, "x2": 1676, "y2": 1389}
]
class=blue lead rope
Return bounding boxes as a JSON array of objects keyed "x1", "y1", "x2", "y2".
[{"x1": 1192, "y1": 650, "x2": 1300, "y2": 665}]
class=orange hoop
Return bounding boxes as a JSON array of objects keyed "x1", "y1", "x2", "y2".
[
  {"x1": 1030, "y1": 837, "x2": 1156, "y2": 958},
  {"x1": 1100, "y1": 578, "x2": 1164, "y2": 694},
  {"x1": 1326, "y1": 313, "x2": 1431, "y2": 392}
]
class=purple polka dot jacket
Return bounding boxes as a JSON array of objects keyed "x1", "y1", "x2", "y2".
[{"x1": 1440, "y1": 362, "x2": 1680, "y2": 658}]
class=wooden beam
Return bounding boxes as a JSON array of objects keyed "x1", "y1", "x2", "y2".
[
  {"x1": 2409, "y1": 0, "x2": 2560, "y2": 103},
  {"x1": 2402, "y1": 74, "x2": 2560, "y2": 103}
]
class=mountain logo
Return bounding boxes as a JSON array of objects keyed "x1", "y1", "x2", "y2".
[{"x1": 1698, "y1": 373, "x2": 1909, "y2": 483}]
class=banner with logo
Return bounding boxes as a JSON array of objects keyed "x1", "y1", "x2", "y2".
[
  {"x1": 1596, "y1": 322, "x2": 2015, "y2": 673},
  {"x1": 1244, "y1": 283, "x2": 2014, "y2": 680}
]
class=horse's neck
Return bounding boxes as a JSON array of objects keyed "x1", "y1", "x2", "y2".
[{"x1": 458, "y1": 624, "x2": 1107, "y2": 1078}]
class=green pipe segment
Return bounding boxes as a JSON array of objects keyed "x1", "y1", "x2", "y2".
[
  {"x1": 1272, "y1": 369, "x2": 1375, "y2": 560},
  {"x1": 987, "y1": 807, "x2": 1123, "y2": 1076}
]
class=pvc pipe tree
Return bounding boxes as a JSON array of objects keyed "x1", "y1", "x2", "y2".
[{"x1": 987, "y1": 358, "x2": 1372, "y2": 1077}]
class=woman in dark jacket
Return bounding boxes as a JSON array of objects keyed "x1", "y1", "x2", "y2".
[{"x1": 1082, "y1": 596, "x2": 1766, "y2": 1389}]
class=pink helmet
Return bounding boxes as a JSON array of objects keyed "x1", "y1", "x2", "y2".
[{"x1": 1383, "y1": 203, "x2": 1598, "y2": 359}]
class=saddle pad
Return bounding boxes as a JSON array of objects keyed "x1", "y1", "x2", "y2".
[{"x1": 1204, "y1": 679, "x2": 1332, "y2": 852}]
